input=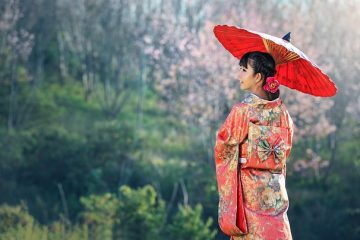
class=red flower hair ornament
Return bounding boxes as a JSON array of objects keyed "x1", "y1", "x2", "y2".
[{"x1": 263, "y1": 76, "x2": 280, "y2": 93}]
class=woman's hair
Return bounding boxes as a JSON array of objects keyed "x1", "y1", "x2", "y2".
[{"x1": 239, "y1": 51, "x2": 280, "y2": 101}]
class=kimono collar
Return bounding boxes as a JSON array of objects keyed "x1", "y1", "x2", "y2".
[{"x1": 241, "y1": 92, "x2": 282, "y2": 109}]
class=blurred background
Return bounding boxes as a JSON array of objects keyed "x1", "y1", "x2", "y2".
[{"x1": 0, "y1": 0, "x2": 359, "y2": 239}]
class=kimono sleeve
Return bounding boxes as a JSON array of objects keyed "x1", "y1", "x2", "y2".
[
  {"x1": 214, "y1": 104, "x2": 249, "y2": 164},
  {"x1": 214, "y1": 104, "x2": 249, "y2": 236}
]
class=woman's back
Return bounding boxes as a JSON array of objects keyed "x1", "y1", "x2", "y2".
[{"x1": 214, "y1": 93, "x2": 294, "y2": 240}]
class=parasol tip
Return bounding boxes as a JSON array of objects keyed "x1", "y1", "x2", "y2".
[{"x1": 282, "y1": 32, "x2": 291, "y2": 42}]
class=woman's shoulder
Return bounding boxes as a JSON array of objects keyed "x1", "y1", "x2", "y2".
[
  {"x1": 228, "y1": 102, "x2": 250, "y2": 119},
  {"x1": 232, "y1": 101, "x2": 251, "y2": 111}
]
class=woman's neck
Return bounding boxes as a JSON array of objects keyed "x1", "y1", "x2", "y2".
[{"x1": 248, "y1": 89, "x2": 269, "y2": 101}]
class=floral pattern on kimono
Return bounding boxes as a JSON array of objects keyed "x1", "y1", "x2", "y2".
[{"x1": 214, "y1": 93, "x2": 294, "y2": 240}]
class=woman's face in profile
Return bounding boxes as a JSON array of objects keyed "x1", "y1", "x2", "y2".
[{"x1": 238, "y1": 63, "x2": 258, "y2": 91}]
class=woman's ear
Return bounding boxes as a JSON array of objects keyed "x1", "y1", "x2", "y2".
[{"x1": 255, "y1": 73, "x2": 263, "y2": 85}]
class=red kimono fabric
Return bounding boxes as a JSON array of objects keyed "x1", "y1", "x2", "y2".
[{"x1": 214, "y1": 93, "x2": 294, "y2": 240}]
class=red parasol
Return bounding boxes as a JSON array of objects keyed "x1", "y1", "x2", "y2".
[{"x1": 213, "y1": 25, "x2": 337, "y2": 97}]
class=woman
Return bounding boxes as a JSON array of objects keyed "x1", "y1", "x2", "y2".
[{"x1": 214, "y1": 51, "x2": 294, "y2": 240}]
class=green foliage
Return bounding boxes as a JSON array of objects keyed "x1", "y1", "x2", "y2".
[
  {"x1": 80, "y1": 193, "x2": 119, "y2": 240},
  {"x1": 0, "y1": 205, "x2": 88, "y2": 240},
  {"x1": 116, "y1": 185, "x2": 166, "y2": 239},
  {"x1": 0, "y1": 219, "x2": 89, "y2": 240},
  {"x1": 0, "y1": 218, "x2": 48, "y2": 240},
  {"x1": 167, "y1": 203, "x2": 217, "y2": 240},
  {"x1": 0, "y1": 203, "x2": 34, "y2": 233},
  {"x1": 48, "y1": 223, "x2": 89, "y2": 240},
  {"x1": 0, "y1": 185, "x2": 218, "y2": 240}
]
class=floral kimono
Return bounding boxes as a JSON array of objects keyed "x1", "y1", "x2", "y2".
[{"x1": 214, "y1": 93, "x2": 294, "y2": 240}]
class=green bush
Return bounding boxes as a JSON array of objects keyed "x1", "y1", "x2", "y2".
[
  {"x1": 0, "y1": 203, "x2": 34, "y2": 233},
  {"x1": 80, "y1": 193, "x2": 119, "y2": 240},
  {"x1": 167, "y1": 203, "x2": 217, "y2": 240},
  {"x1": 115, "y1": 184, "x2": 166, "y2": 239}
]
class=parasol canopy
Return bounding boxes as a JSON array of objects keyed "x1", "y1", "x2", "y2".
[{"x1": 213, "y1": 25, "x2": 337, "y2": 97}]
